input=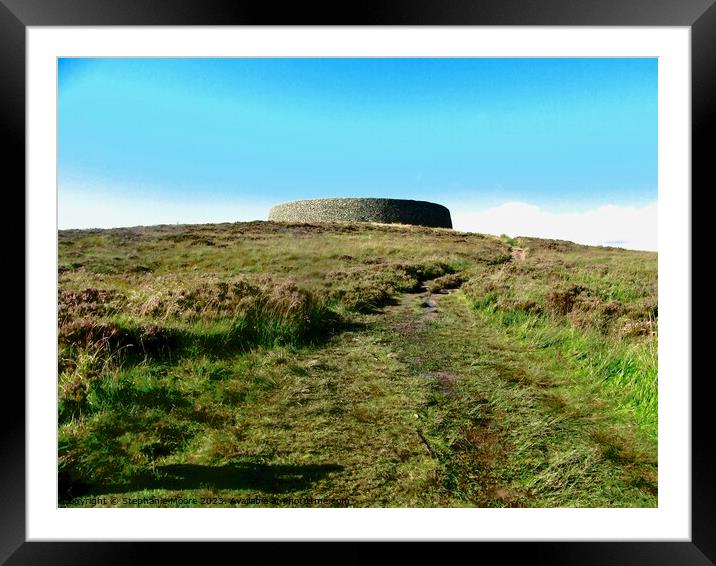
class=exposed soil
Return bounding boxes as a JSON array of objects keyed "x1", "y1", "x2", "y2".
[{"x1": 378, "y1": 278, "x2": 524, "y2": 506}]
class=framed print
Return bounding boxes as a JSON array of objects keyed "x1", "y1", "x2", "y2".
[{"x1": 7, "y1": 0, "x2": 714, "y2": 562}]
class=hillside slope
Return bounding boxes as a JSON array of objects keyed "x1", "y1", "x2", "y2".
[{"x1": 58, "y1": 221, "x2": 657, "y2": 507}]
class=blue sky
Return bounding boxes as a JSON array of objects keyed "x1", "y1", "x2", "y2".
[{"x1": 58, "y1": 58, "x2": 658, "y2": 249}]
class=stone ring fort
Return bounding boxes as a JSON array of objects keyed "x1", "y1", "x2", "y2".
[{"x1": 268, "y1": 198, "x2": 453, "y2": 229}]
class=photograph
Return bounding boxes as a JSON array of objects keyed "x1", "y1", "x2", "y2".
[{"x1": 56, "y1": 56, "x2": 659, "y2": 509}]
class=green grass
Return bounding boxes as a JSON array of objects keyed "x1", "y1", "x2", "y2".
[
  {"x1": 58, "y1": 221, "x2": 657, "y2": 507},
  {"x1": 461, "y1": 236, "x2": 657, "y2": 441}
]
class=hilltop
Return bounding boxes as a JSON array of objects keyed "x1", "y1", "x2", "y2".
[{"x1": 58, "y1": 221, "x2": 657, "y2": 507}]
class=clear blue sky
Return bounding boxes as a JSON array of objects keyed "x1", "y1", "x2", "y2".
[{"x1": 58, "y1": 57, "x2": 658, "y2": 247}]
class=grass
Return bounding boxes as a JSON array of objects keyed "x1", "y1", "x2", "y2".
[
  {"x1": 461, "y1": 237, "x2": 658, "y2": 441},
  {"x1": 381, "y1": 291, "x2": 656, "y2": 507},
  {"x1": 58, "y1": 221, "x2": 657, "y2": 507}
]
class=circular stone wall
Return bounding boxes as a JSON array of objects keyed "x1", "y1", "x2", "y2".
[{"x1": 268, "y1": 198, "x2": 452, "y2": 229}]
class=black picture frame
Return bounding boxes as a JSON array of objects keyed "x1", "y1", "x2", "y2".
[{"x1": 7, "y1": 1, "x2": 713, "y2": 563}]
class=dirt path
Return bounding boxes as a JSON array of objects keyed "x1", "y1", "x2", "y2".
[{"x1": 378, "y1": 284, "x2": 534, "y2": 506}]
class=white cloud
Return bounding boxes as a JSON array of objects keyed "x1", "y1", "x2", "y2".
[{"x1": 451, "y1": 201, "x2": 657, "y2": 251}]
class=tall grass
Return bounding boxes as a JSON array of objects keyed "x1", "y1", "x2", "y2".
[{"x1": 462, "y1": 237, "x2": 657, "y2": 440}]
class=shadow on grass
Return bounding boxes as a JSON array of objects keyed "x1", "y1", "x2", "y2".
[
  {"x1": 61, "y1": 308, "x2": 362, "y2": 367},
  {"x1": 350, "y1": 295, "x2": 401, "y2": 314},
  {"x1": 62, "y1": 462, "x2": 345, "y2": 502}
]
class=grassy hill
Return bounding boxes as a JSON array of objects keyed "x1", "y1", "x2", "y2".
[{"x1": 58, "y1": 221, "x2": 657, "y2": 507}]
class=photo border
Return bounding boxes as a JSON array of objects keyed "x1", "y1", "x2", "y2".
[{"x1": 8, "y1": 0, "x2": 713, "y2": 562}]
